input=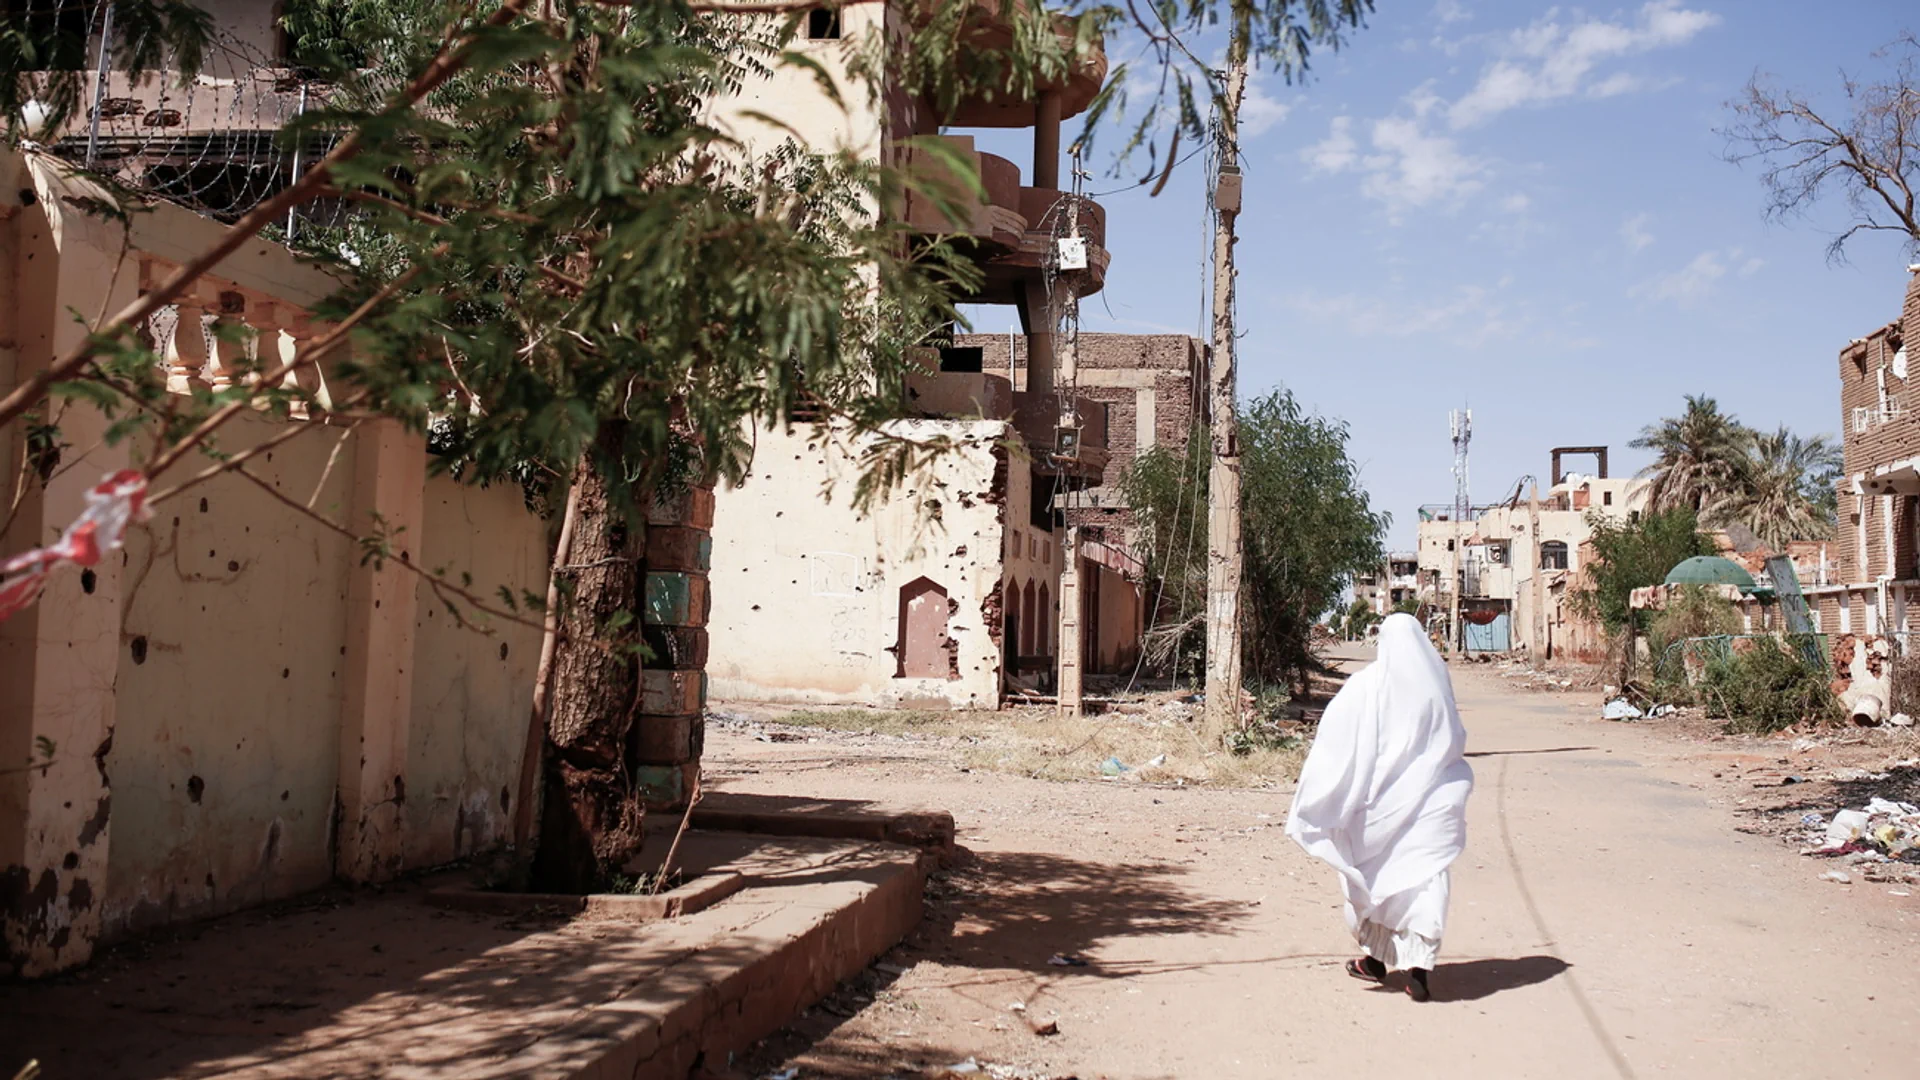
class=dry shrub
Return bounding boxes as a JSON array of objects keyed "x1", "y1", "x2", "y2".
[{"x1": 776, "y1": 706, "x2": 1305, "y2": 787}]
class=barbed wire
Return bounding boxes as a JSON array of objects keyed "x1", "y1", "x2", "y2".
[{"x1": 19, "y1": 0, "x2": 352, "y2": 231}]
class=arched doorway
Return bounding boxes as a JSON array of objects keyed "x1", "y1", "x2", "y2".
[{"x1": 895, "y1": 577, "x2": 951, "y2": 678}]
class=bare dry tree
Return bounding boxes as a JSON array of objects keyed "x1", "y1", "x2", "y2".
[{"x1": 1723, "y1": 32, "x2": 1920, "y2": 263}]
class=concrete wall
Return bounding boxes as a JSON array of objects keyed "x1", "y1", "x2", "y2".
[
  {"x1": 405, "y1": 474, "x2": 549, "y2": 868},
  {"x1": 709, "y1": 420, "x2": 1017, "y2": 709},
  {"x1": 103, "y1": 412, "x2": 356, "y2": 939},
  {"x1": 1, "y1": 152, "x2": 549, "y2": 974}
]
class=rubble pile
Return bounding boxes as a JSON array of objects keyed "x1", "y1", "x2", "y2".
[
  {"x1": 1492, "y1": 658, "x2": 1576, "y2": 691},
  {"x1": 1802, "y1": 795, "x2": 1920, "y2": 885}
]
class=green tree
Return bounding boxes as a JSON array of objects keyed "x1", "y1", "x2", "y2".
[
  {"x1": 1121, "y1": 389, "x2": 1387, "y2": 699},
  {"x1": 1571, "y1": 507, "x2": 1716, "y2": 640},
  {"x1": 1715, "y1": 425, "x2": 1843, "y2": 549},
  {"x1": 1631, "y1": 395, "x2": 1750, "y2": 516}
]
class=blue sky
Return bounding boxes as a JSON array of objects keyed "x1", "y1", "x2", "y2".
[{"x1": 962, "y1": 1, "x2": 1917, "y2": 549}]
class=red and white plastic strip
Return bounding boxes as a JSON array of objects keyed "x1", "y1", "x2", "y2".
[{"x1": 0, "y1": 469, "x2": 151, "y2": 621}]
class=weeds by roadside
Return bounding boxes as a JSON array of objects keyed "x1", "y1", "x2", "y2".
[{"x1": 739, "y1": 704, "x2": 1308, "y2": 788}]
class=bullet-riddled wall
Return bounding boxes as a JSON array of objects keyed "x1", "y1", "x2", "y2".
[{"x1": 708, "y1": 421, "x2": 1030, "y2": 709}]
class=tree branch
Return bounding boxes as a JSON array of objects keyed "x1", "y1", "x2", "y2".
[{"x1": 0, "y1": 0, "x2": 537, "y2": 432}]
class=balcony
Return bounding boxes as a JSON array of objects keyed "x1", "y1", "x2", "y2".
[
  {"x1": 972, "y1": 188, "x2": 1109, "y2": 302},
  {"x1": 925, "y1": 0, "x2": 1110, "y2": 128},
  {"x1": 904, "y1": 364, "x2": 1015, "y2": 420},
  {"x1": 900, "y1": 363, "x2": 1107, "y2": 483},
  {"x1": 900, "y1": 137, "x2": 1029, "y2": 248}
]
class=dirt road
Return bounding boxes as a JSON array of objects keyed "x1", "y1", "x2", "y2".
[{"x1": 719, "y1": 648, "x2": 1920, "y2": 1079}]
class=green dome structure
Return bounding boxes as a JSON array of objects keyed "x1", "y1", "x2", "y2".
[{"x1": 1663, "y1": 555, "x2": 1758, "y2": 593}]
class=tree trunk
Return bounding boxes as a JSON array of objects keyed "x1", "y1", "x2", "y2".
[{"x1": 531, "y1": 420, "x2": 646, "y2": 893}]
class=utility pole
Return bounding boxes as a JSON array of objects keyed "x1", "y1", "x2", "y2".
[
  {"x1": 1448, "y1": 408, "x2": 1472, "y2": 657},
  {"x1": 1529, "y1": 482, "x2": 1545, "y2": 662},
  {"x1": 1056, "y1": 179, "x2": 1085, "y2": 718},
  {"x1": 1204, "y1": 47, "x2": 1248, "y2": 737}
]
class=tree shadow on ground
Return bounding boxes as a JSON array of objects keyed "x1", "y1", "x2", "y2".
[
  {"x1": 915, "y1": 847, "x2": 1255, "y2": 979},
  {"x1": 729, "y1": 845, "x2": 1247, "y2": 1077}
]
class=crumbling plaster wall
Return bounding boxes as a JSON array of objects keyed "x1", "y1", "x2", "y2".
[
  {"x1": 405, "y1": 474, "x2": 547, "y2": 869},
  {"x1": 709, "y1": 420, "x2": 1012, "y2": 708},
  {"x1": 104, "y1": 414, "x2": 356, "y2": 938}
]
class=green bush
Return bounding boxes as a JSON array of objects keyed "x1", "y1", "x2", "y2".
[
  {"x1": 1648, "y1": 584, "x2": 1742, "y2": 687},
  {"x1": 1700, "y1": 636, "x2": 1837, "y2": 734}
]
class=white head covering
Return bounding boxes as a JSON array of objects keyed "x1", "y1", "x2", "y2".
[{"x1": 1285, "y1": 613, "x2": 1474, "y2": 916}]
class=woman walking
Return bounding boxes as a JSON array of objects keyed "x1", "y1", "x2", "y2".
[{"x1": 1285, "y1": 613, "x2": 1474, "y2": 1002}]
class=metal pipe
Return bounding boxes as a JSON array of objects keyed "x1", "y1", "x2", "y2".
[
  {"x1": 286, "y1": 85, "x2": 309, "y2": 242},
  {"x1": 84, "y1": 1, "x2": 115, "y2": 169}
]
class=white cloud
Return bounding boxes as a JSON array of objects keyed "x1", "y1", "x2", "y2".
[
  {"x1": 1305, "y1": 116, "x2": 1359, "y2": 172},
  {"x1": 1631, "y1": 247, "x2": 1760, "y2": 306},
  {"x1": 1359, "y1": 117, "x2": 1488, "y2": 213},
  {"x1": 1433, "y1": 0, "x2": 1470, "y2": 25},
  {"x1": 1304, "y1": 115, "x2": 1487, "y2": 217},
  {"x1": 1448, "y1": 1, "x2": 1720, "y2": 129},
  {"x1": 1501, "y1": 193, "x2": 1532, "y2": 213},
  {"x1": 1621, "y1": 213, "x2": 1655, "y2": 252},
  {"x1": 1285, "y1": 282, "x2": 1517, "y2": 348},
  {"x1": 1240, "y1": 75, "x2": 1292, "y2": 138}
]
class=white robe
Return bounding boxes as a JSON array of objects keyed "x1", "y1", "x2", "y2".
[{"x1": 1286, "y1": 613, "x2": 1473, "y2": 971}]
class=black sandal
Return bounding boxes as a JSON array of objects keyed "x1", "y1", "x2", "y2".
[
  {"x1": 1405, "y1": 967, "x2": 1431, "y2": 1002},
  {"x1": 1346, "y1": 956, "x2": 1386, "y2": 983}
]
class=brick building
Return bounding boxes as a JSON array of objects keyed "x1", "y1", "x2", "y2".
[
  {"x1": 956, "y1": 331, "x2": 1208, "y2": 534},
  {"x1": 1816, "y1": 268, "x2": 1920, "y2": 635}
]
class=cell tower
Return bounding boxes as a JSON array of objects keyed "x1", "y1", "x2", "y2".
[{"x1": 1450, "y1": 407, "x2": 1473, "y2": 523}]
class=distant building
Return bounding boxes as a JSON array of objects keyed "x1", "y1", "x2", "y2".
[{"x1": 1414, "y1": 454, "x2": 1650, "y2": 655}]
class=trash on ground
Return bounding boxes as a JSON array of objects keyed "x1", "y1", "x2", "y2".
[
  {"x1": 1892, "y1": 712, "x2": 1916, "y2": 728},
  {"x1": 1822, "y1": 870, "x2": 1854, "y2": 884},
  {"x1": 766, "y1": 1069, "x2": 800, "y2": 1080},
  {"x1": 1047, "y1": 952, "x2": 1090, "y2": 967},
  {"x1": 1029, "y1": 1016, "x2": 1061, "y2": 1036},
  {"x1": 1144, "y1": 753, "x2": 1168, "y2": 768},
  {"x1": 1601, "y1": 698, "x2": 1644, "y2": 721},
  {"x1": 1099, "y1": 756, "x2": 1131, "y2": 776},
  {"x1": 1647, "y1": 703, "x2": 1677, "y2": 718},
  {"x1": 1805, "y1": 797, "x2": 1920, "y2": 864}
]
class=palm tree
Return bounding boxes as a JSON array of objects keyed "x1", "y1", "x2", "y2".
[
  {"x1": 1632, "y1": 395, "x2": 1749, "y2": 515},
  {"x1": 1712, "y1": 426, "x2": 1844, "y2": 549}
]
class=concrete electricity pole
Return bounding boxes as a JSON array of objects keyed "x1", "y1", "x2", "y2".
[
  {"x1": 1203, "y1": 48, "x2": 1248, "y2": 737},
  {"x1": 1057, "y1": 184, "x2": 1085, "y2": 718},
  {"x1": 1529, "y1": 482, "x2": 1546, "y2": 661}
]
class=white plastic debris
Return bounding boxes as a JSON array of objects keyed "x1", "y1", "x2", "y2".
[
  {"x1": 1821, "y1": 870, "x2": 1853, "y2": 884},
  {"x1": 1891, "y1": 712, "x2": 1916, "y2": 728},
  {"x1": 1602, "y1": 698, "x2": 1644, "y2": 721},
  {"x1": 1144, "y1": 753, "x2": 1168, "y2": 768},
  {"x1": 1824, "y1": 809, "x2": 1873, "y2": 848}
]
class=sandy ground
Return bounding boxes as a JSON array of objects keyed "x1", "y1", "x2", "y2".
[{"x1": 719, "y1": 646, "x2": 1920, "y2": 1080}]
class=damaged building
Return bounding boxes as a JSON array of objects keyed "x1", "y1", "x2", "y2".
[
  {"x1": 1415, "y1": 450, "x2": 1649, "y2": 655},
  {"x1": 704, "y1": 2, "x2": 1149, "y2": 707},
  {"x1": 1811, "y1": 266, "x2": 1920, "y2": 637}
]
